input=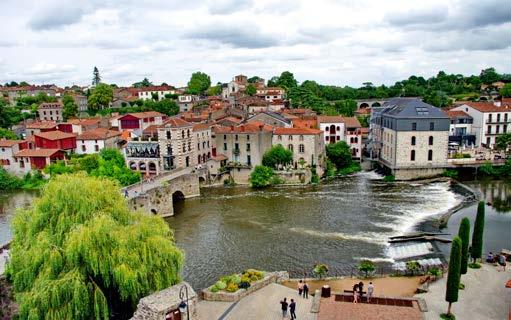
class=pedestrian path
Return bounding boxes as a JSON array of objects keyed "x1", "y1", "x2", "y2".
[{"x1": 197, "y1": 283, "x2": 317, "y2": 320}]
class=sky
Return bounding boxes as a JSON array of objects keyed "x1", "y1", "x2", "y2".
[{"x1": 1, "y1": 0, "x2": 511, "y2": 88}]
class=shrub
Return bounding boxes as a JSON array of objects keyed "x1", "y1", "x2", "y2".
[
  {"x1": 241, "y1": 275, "x2": 250, "y2": 283},
  {"x1": 458, "y1": 218, "x2": 470, "y2": 275},
  {"x1": 210, "y1": 286, "x2": 219, "y2": 293},
  {"x1": 262, "y1": 145, "x2": 293, "y2": 169},
  {"x1": 326, "y1": 141, "x2": 353, "y2": 169},
  {"x1": 225, "y1": 283, "x2": 239, "y2": 292},
  {"x1": 427, "y1": 267, "x2": 442, "y2": 277},
  {"x1": 468, "y1": 262, "x2": 481, "y2": 269},
  {"x1": 214, "y1": 280, "x2": 227, "y2": 290},
  {"x1": 383, "y1": 175, "x2": 395, "y2": 182},
  {"x1": 440, "y1": 313, "x2": 456, "y2": 320},
  {"x1": 239, "y1": 281, "x2": 251, "y2": 290},
  {"x1": 406, "y1": 261, "x2": 421, "y2": 275},
  {"x1": 313, "y1": 263, "x2": 329, "y2": 278},
  {"x1": 358, "y1": 260, "x2": 375, "y2": 277},
  {"x1": 443, "y1": 169, "x2": 458, "y2": 179},
  {"x1": 249, "y1": 165, "x2": 275, "y2": 188}
]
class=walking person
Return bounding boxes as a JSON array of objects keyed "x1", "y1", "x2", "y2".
[
  {"x1": 358, "y1": 281, "x2": 364, "y2": 301},
  {"x1": 353, "y1": 284, "x2": 359, "y2": 303},
  {"x1": 367, "y1": 282, "x2": 374, "y2": 303},
  {"x1": 124, "y1": 189, "x2": 128, "y2": 198},
  {"x1": 303, "y1": 281, "x2": 309, "y2": 299},
  {"x1": 498, "y1": 253, "x2": 507, "y2": 271},
  {"x1": 297, "y1": 280, "x2": 304, "y2": 297},
  {"x1": 280, "y1": 297, "x2": 288, "y2": 318},
  {"x1": 289, "y1": 299, "x2": 297, "y2": 320}
]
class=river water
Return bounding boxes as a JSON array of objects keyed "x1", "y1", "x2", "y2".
[{"x1": 1, "y1": 173, "x2": 510, "y2": 290}]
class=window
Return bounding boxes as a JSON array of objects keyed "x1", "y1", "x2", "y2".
[
  {"x1": 187, "y1": 129, "x2": 190, "y2": 138},
  {"x1": 223, "y1": 143, "x2": 227, "y2": 150},
  {"x1": 20, "y1": 159, "x2": 24, "y2": 168},
  {"x1": 288, "y1": 135, "x2": 293, "y2": 141},
  {"x1": 489, "y1": 114, "x2": 493, "y2": 122},
  {"x1": 246, "y1": 143, "x2": 251, "y2": 151},
  {"x1": 288, "y1": 144, "x2": 293, "y2": 151},
  {"x1": 224, "y1": 135, "x2": 227, "y2": 140},
  {"x1": 412, "y1": 123, "x2": 417, "y2": 131},
  {"x1": 325, "y1": 136, "x2": 329, "y2": 141},
  {"x1": 247, "y1": 135, "x2": 250, "y2": 141},
  {"x1": 278, "y1": 135, "x2": 282, "y2": 141},
  {"x1": 430, "y1": 122, "x2": 434, "y2": 130},
  {"x1": 183, "y1": 145, "x2": 186, "y2": 152},
  {"x1": 411, "y1": 136, "x2": 416, "y2": 145},
  {"x1": 497, "y1": 125, "x2": 500, "y2": 134},
  {"x1": 487, "y1": 125, "x2": 491, "y2": 134},
  {"x1": 497, "y1": 114, "x2": 501, "y2": 122},
  {"x1": 188, "y1": 141, "x2": 191, "y2": 151},
  {"x1": 486, "y1": 137, "x2": 491, "y2": 146},
  {"x1": 166, "y1": 131, "x2": 171, "y2": 139},
  {"x1": 411, "y1": 150, "x2": 416, "y2": 161},
  {"x1": 235, "y1": 134, "x2": 238, "y2": 141},
  {"x1": 354, "y1": 137, "x2": 358, "y2": 143},
  {"x1": 336, "y1": 136, "x2": 340, "y2": 141},
  {"x1": 197, "y1": 143, "x2": 200, "y2": 150},
  {"x1": 182, "y1": 130, "x2": 185, "y2": 138},
  {"x1": 428, "y1": 150, "x2": 433, "y2": 161},
  {"x1": 299, "y1": 135, "x2": 304, "y2": 141},
  {"x1": 95, "y1": 145, "x2": 99, "y2": 151},
  {"x1": 81, "y1": 145, "x2": 86, "y2": 152},
  {"x1": 504, "y1": 125, "x2": 508, "y2": 133},
  {"x1": 299, "y1": 144, "x2": 305, "y2": 153},
  {"x1": 429, "y1": 136, "x2": 433, "y2": 145},
  {"x1": 336, "y1": 126, "x2": 340, "y2": 131}
]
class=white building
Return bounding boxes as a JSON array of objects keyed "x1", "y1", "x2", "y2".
[
  {"x1": 76, "y1": 128, "x2": 122, "y2": 154},
  {"x1": 178, "y1": 95, "x2": 198, "y2": 113},
  {"x1": 256, "y1": 87, "x2": 285, "y2": 102},
  {"x1": 317, "y1": 116, "x2": 345, "y2": 145},
  {"x1": 137, "y1": 85, "x2": 176, "y2": 101},
  {"x1": 444, "y1": 110, "x2": 475, "y2": 147},
  {"x1": 450, "y1": 101, "x2": 511, "y2": 148},
  {"x1": 0, "y1": 140, "x2": 24, "y2": 175}
]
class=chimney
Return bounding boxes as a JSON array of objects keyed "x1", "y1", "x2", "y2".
[
  {"x1": 241, "y1": 125, "x2": 245, "y2": 132},
  {"x1": 230, "y1": 125, "x2": 234, "y2": 131},
  {"x1": 259, "y1": 124, "x2": 264, "y2": 132}
]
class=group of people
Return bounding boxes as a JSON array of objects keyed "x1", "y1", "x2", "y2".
[
  {"x1": 278, "y1": 280, "x2": 310, "y2": 319},
  {"x1": 352, "y1": 281, "x2": 374, "y2": 303},
  {"x1": 486, "y1": 252, "x2": 507, "y2": 271}
]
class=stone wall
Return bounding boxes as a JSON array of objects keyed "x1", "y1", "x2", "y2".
[
  {"x1": 275, "y1": 169, "x2": 311, "y2": 184},
  {"x1": 393, "y1": 167, "x2": 445, "y2": 180},
  {"x1": 129, "y1": 173, "x2": 200, "y2": 217},
  {"x1": 131, "y1": 282, "x2": 198, "y2": 320},
  {"x1": 202, "y1": 272, "x2": 286, "y2": 302}
]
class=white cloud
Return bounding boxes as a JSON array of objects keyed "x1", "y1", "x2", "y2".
[{"x1": 0, "y1": 0, "x2": 510, "y2": 87}]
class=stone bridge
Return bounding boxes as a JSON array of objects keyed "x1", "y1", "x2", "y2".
[
  {"x1": 122, "y1": 168, "x2": 208, "y2": 217},
  {"x1": 356, "y1": 99, "x2": 389, "y2": 109}
]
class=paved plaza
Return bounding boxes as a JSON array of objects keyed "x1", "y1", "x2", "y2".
[
  {"x1": 317, "y1": 298, "x2": 423, "y2": 320},
  {"x1": 415, "y1": 263, "x2": 510, "y2": 320},
  {"x1": 197, "y1": 283, "x2": 316, "y2": 320}
]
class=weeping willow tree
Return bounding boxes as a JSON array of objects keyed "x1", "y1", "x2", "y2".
[{"x1": 6, "y1": 173, "x2": 184, "y2": 320}]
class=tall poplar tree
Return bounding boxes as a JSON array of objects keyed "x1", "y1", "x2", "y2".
[
  {"x1": 445, "y1": 236, "x2": 462, "y2": 317},
  {"x1": 458, "y1": 217, "x2": 470, "y2": 275},
  {"x1": 7, "y1": 174, "x2": 184, "y2": 319},
  {"x1": 471, "y1": 201, "x2": 485, "y2": 263},
  {"x1": 92, "y1": 66, "x2": 101, "y2": 86}
]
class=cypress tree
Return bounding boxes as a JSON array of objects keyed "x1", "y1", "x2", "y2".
[
  {"x1": 445, "y1": 236, "x2": 462, "y2": 316},
  {"x1": 458, "y1": 217, "x2": 471, "y2": 274},
  {"x1": 7, "y1": 173, "x2": 184, "y2": 319},
  {"x1": 92, "y1": 66, "x2": 101, "y2": 86},
  {"x1": 471, "y1": 201, "x2": 485, "y2": 262}
]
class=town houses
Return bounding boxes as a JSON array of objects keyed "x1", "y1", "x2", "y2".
[{"x1": 2, "y1": 73, "x2": 510, "y2": 183}]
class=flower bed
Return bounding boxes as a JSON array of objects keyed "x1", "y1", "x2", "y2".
[{"x1": 203, "y1": 270, "x2": 278, "y2": 302}]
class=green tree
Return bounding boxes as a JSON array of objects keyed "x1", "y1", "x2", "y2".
[
  {"x1": 326, "y1": 141, "x2": 353, "y2": 169},
  {"x1": 262, "y1": 144, "x2": 293, "y2": 169},
  {"x1": 445, "y1": 237, "x2": 462, "y2": 317},
  {"x1": 358, "y1": 260, "x2": 375, "y2": 278},
  {"x1": 187, "y1": 72, "x2": 211, "y2": 95},
  {"x1": 153, "y1": 99, "x2": 179, "y2": 116},
  {"x1": 500, "y1": 83, "x2": 511, "y2": 98},
  {"x1": 272, "y1": 71, "x2": 297, "y2": 89},
  {"x1": 7, "y1": 174, "x2": 184, "y2": 319},
  {"x1": 62, "y1": 94, "x2": 78, "y2": 120},
  {"x1": 132, "y1": 78, "x2": 153, "y2": 88},
  {"x1": 249, "y1": 165, "x2": 275, "y2": 188},
  {"x1": 88, "y1": 83, "x2": 114, "y2": 111},
  {"x1": 77, "y1": 154, "x2": 101, "y2": 173},
  {"x1": 471, "y1": 201, "x2": 485, "y2": 263},
  {"x1": 0, "y1": 168, "x2": 22, "y2": 190},
  {"x1": 92, "y1": 66, "x2": 101, "y2": 86},
  {"x1": 0, "y1": 98, "x2": 27, "y2": 128},
  {"x1": 334, "y1": 99, "x2": 357, "y2": 116},
  {"x1": 479, "y1": 67, "x2": 500, "y2": 85},
  {"x1": 206, "y1": 85, "x2": 222, "y2": 96},
  {"x1": 0, "y1": 127, "x2": 17, "y2": 139},
  {"x1": 247, "y1": 76, "x2": 263, "y2": 83},
  {"x1": 458, "y1": 217, "x2": 471, "y2": 275},
  {"x1": 495, "y1": 133, "x2": 511, "y2": 152},
  {"x1": 246, "y1": 84, "x2": 256, "y2": 96}
]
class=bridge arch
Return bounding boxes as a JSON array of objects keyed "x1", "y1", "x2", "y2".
[
  {"x1": 172, "y1": 190, "x2": 185, "y2": 215},
  {"x1": 371, "y1": 102, "x2": 381, "y2": 108},
  {"x1": 359, "y1": 102, "x2": 370, "y2": 109}
]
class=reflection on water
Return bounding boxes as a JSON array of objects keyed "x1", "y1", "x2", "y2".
[
  {"x1": 0, "y1": 191, "x2": 37, "y2": 245},
  {"x1": 478, "y1": 179, "x2": 511, "y2": 213}
]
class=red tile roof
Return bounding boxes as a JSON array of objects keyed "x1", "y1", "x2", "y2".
[
  {"x1": 213, "y1": 123, "x2": 273, "y2": 134},
  {"x1": 274, "y1": 127, "x2": 323, "y2": 135},
  {"x1": 0, "y1": 139, "x2": 23, "y2": 147},
  {"x1": 138, "y1": 85, "x2": 175, "y2": 92},
  {"x1": 120, "y1": 111, "x2": 165, "y2": 119},
  {"x1": 341, "y1": 117, "x2": 361, "y2": 128},
  {"x1": 192, "y1": 123, "x2": 211, "y2": 131},
  {"x1": 318, "y1": 115, "x2": 344, "y2": 123},
  {"x1": 445, "y1": 110, "x2": 470, "y2": 118},
  {"x1": 35, "y1": 130, "x2": 76, "y2": 140},
  {"x1": 77, "y1": 128, "x2": 121, "y2": 140},
  {"x1": 162, "y1": 117, "x2": 192, "y2": 128},
  {"x1": 14, "y1": 148, "x2": 62, "y2": 157},
  {"x1": 66, "y1": 118, "x2": 101, "y2": 126},
  {"x1": 460, "y1": 102, "x2": 511, "y2": 113},
  {"x1": 26, "y1": 121, "x2": 57, "y2": 129},
  {"x1": 142, "y1": 124, "x2": 160, "y2": 135}
]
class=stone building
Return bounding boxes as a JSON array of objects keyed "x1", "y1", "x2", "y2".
[
  {"x1": 193, "y1": 123, "x2": 212, "y2": 165},
  {"x1": 374, "y1": 98, "x2": 450, "y2": 180},
  {"x1": 38, "y1": 102, "x2": 63, "y2": 122},
  {"x1": 272, "y1": 127, "x2": 325, "y2": 175},
  {"x1": 157, "y1": 117, "x2": 195, "y2": 170}
]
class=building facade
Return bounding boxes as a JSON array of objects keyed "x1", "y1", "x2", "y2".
[
  {"x1": 76, "y1": 128, "x2": 122, "y2": 154},
  {"x1": 317, "y1": 116, "x2": 345, "y2": 145},
  {"x1": 38, "y1": 102, "x2": 63, "y2": 122},
  {"x1": 157, "y1": 118, "x2": 195, "y2": 170},
  {"x1": 375, "y1": 98, "x2": 450, "y2": 180}
]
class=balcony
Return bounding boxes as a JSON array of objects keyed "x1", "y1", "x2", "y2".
[{"x1": 486, "y1": 119, "x2": 511, "y2": 124}]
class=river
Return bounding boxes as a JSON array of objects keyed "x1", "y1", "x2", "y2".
[{"x1": 1, "y1": 173, "x2": 510, "y2": 290}]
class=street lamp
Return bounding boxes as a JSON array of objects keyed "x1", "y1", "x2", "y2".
[{"x1": 178, "y1": 284, "x2": 190, "y2": 320}]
